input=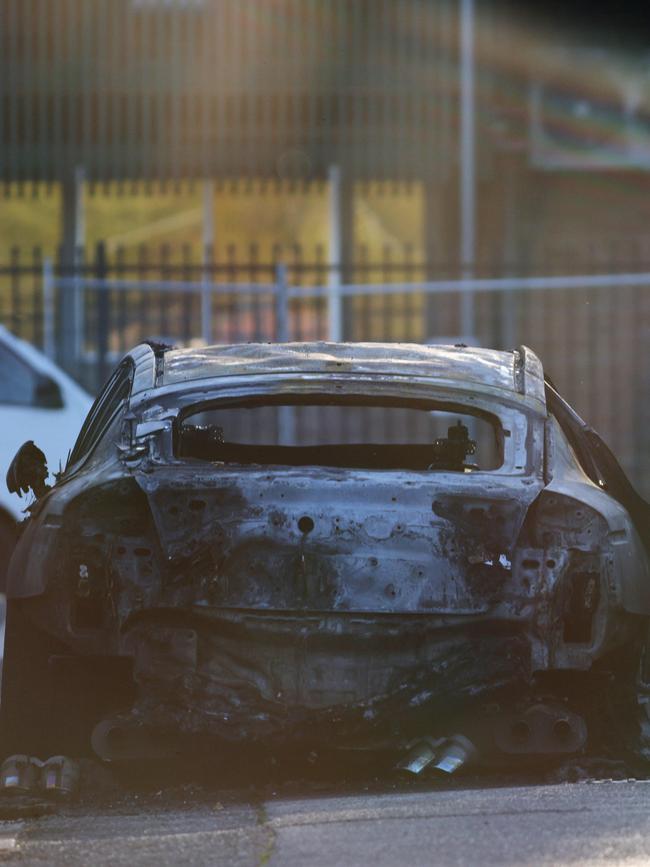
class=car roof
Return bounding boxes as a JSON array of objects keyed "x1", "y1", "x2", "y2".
[{"x1": 147, "y1": 342, "x2": 545, "y2": 409}]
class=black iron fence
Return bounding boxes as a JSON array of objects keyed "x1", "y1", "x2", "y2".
[
  {"x1": 2, "y1": 241, "x2": 650, "y2": 497},
  {"x1": 0, "y1": 241, "x2": 437, "y2": 382}
]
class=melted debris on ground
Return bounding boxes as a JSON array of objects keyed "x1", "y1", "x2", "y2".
[{"x1": 0, "y1": 751, "x2": 646, "y2": 820}]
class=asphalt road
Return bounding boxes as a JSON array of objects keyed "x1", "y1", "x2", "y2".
[{"x1": 1, "y1": 780, "x2": 650, "y2": 866}]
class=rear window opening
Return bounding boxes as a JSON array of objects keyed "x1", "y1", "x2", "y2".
[{"x1": 177, "y1": 396, "x2": 504, "y2": 471}]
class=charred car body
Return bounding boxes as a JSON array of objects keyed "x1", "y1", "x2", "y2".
[{"x1": 4, "y1": 342, "x2": 650, "y2": 773}]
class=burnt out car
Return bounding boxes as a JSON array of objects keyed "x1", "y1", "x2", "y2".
[{"x1": 3, "y1": 342, "x2": 650, "y2": 772}]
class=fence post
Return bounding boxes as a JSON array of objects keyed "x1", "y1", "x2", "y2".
[
  {"x1": 201, "y1": 180, "x2": 215, "y2": 346},
  {"x1": 10, "y1": 246, "x2": 21, "y2": 337},
  {"x1": 42, "y1": 257, "x2": 55, "y2": 359},
  {"x1": 275, "y1": 263, "x2": 293, "y2": 443},
  {"x1": 275, "y1": 262, "x2": 289, "y2": 342},
  {"x1": 201, "y1": 243, "x2": 214, "y2": 346},
  {"x1": 327, "y1": 164, "x2": 343, "y2": 342},
  {"x1": 459, "y1": 0, "x2": 476, "y2": 341},
  {"x1": 95, "y1": 241, "x2": 109, "y2": 388},
  {"x1": 59, "y1": 165, "x2": 86, "y2": 368}
]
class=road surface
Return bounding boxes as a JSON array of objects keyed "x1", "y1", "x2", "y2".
[{"x1": 0, "y1": 779, "x2": 650, "y2": 865}]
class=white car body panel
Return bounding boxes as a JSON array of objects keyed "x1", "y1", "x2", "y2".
[{"x1": 0, "y1": 326, "x2": 92, "y2": 522}]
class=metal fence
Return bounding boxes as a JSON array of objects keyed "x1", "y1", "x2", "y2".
[
  {"x1": 0, "y1": 242, "x2": 433, "y2": 372},
  {"x1": 0, "y1": 0, "x2": 456, "y2": 185},
  {"x1": 2, "y1": 242, "x2": 650, "y2": 498}
]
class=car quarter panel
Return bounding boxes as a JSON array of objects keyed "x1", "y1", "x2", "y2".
[{"x1": 544, "y1": 416, "x2": 650, "y2": 616}]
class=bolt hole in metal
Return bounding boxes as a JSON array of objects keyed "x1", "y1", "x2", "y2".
[
  {"x1": 298, "y1": 515, "x2": 314, "y2": 534},
  {"x1": 107, "y1": 727, "x2": 127, "y2": 749},
  {"x1": 553, "y1": 719, "x2": 572, "y2": 742},
  {"x1": 511, "y1": 720, "x2": 530, "y2": 743}
]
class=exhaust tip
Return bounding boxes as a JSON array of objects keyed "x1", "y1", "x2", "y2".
[
  {"x1": 432, "y1": 736, "x2": 477, "y2": 775},
  {"x1": 396, "y1": 735, "x2": 476, "y2": 777},
  {"x1": 396, "y1": 740, "x2": 440, "y2": 775}
]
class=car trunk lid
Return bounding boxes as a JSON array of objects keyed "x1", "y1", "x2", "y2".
[{"x1": 138, "y1": 465, "x2": 543, "y2": 615}]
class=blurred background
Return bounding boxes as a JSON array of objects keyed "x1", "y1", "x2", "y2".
[{"x1": 1, "y1": 0, "x2": 650, "y2": 490}]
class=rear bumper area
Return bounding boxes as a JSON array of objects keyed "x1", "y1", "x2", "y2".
[{"x1": 122, "y1": 611, "x2": 532, "y2": 744}]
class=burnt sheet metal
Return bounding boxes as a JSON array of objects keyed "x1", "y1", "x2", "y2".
[
  {"x1": 5, "y1": 341, "x2": 650, "y2": 765},
  {"x1": 8, "y1": 367, "x2": 540, "y2": 601},
  {"x1": 137, "y1": 466, "x2": 541, "y2": 615},
  {"x1": 491, "y1": 705, "x2": 587, "y2": 757},
  {"x1": 122, "y1": 618, "x2": 531, "y2": 747},
  {"x1": 139, "y1": 346, "x2": 547, "y2": 429},
  {"x1": 158, "y1": 342, "x2": 545, "y2": 407}
]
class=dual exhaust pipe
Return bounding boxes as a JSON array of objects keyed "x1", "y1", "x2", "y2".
[{"x1": 396, "y1": 735, "x2": 476, "y2": 776}]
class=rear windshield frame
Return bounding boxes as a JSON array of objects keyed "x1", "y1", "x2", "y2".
[{"x1": 174, "y1": 392, "x2": 507, "y2": 472}]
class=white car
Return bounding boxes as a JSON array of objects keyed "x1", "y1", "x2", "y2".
[{"x1": 0, "y1": 326, "x2": 92, "y2": 576}]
